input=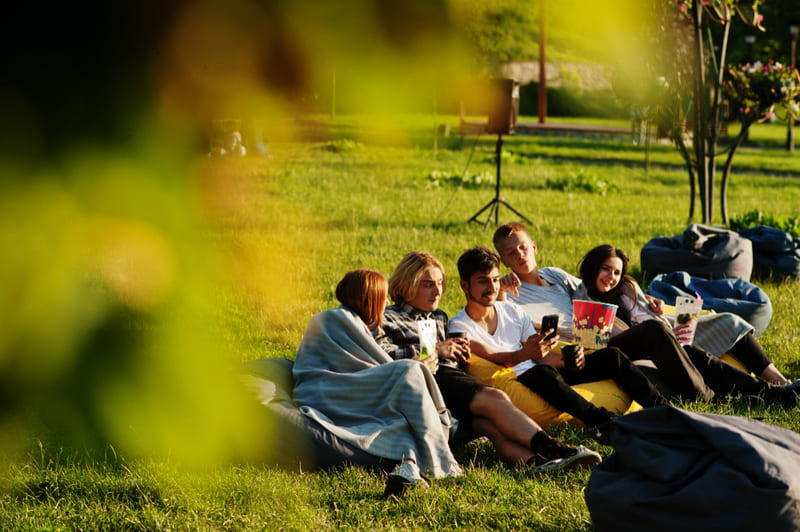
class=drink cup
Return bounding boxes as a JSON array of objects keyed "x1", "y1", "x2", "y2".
[
  {"x1": 673, "y1": 295, "x2": 701, "y2": 345},
  {"x1": 561, "y1": 344, "x2": 580, "y2": 372}
]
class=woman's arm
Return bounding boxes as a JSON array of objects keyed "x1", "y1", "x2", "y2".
[{"x1": 625, "y1": 281, "x2": 665, "y2": 326}]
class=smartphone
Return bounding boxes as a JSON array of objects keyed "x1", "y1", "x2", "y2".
[{"x1": 540, "y1": 314, "x2": 559, "y2": 340}]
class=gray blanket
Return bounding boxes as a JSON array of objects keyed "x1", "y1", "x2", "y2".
[
  {"x1": 292, "y1": 307, "x2": 461, "y2": 479},
  {"x1": 585, "y1": 406, "x2": 800, "y2": 532}
]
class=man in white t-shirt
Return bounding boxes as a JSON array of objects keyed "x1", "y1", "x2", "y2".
[{"x1": 449, "y1": 246, "x2": 667, "y2": 428}]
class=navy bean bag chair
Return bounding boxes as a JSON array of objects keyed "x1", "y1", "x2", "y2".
[
  {"x1": 641, "y1": 224, "x2": 753, "y2": 282},
  {"x1": 585, "y1": 406, "x2": 800, "y2": 532},
  {"x1": 647, "y1": 271, "x2": 772, "y2": 338},
  {"x1": 738, "y1": 225, "x2": 800, "y2": 280}
]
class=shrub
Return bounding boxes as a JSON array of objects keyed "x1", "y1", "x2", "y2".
[
  {"x1": 544, "y1": 169, "x2": 618, "y2": 195},
  {"x1": 321, "y1": 139, "x2": 363, "y2": 153},
  {"x1": 425, "y1": 169, "x2": 494, "y2": 189},
  {"x1": 729, "y1": 209, "x2": 800, "y2": 238},
  {"x1": 482, "y1": 150, "x2": 528, "y2": 165}
]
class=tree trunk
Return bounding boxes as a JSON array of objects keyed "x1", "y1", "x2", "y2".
[
  {"x1": 691, "y1": 2, "x2": 710, "y2": 223},
  {"x1": 720, "y1": 119, "x2": 752, "y2": 225},
  {"x1": 707, "y1": 16, "x2": 731, "y2": 225},
  {"x1": 676, "y1": 133, "x2": 697, "y2": 222}
]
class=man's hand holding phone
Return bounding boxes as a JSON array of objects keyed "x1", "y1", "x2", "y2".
[{"x1": 540, "y1": 314, "x2": 559, "y2": 341}]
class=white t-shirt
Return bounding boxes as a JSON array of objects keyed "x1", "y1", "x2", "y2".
[{"x1": 449, "y1": 300, "x2": 537, "y2": 376}]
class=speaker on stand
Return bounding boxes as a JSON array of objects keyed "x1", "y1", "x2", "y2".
[{"x1": 468, "y1": 78, "x2": 531, "y2": 228}]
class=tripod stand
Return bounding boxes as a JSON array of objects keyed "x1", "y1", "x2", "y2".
[{"x1": 468, "y1": 134, "x2": 531, "y2": 228}]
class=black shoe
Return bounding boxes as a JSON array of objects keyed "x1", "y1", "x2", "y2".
[
  {"x1": 381, "y1": 461, "x2": 429, "y2": 499},
  {"x1": 780, "y1": 380, "x2": 800, "y2": 404},
  {"x1": 585, "y1": 421, "x2": 613, "y2": 446},
  {"x1": 764, "y1": 380, "x2": 800, "y2": 407},
  {"x1": 382, "y1": 474, "x2": 411, "y2": 499}
]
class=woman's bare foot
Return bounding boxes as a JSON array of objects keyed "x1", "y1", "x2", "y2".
[{"x1": 759, "y1": 363, "x2": 788, "y2": 386}]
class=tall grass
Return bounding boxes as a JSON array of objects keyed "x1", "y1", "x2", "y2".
[{"x1": 2, "y1": 116, "x2": 799, "y2": 530}]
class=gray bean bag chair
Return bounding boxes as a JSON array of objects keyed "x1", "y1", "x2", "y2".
[
  {"x1": 585, "y1": 406, "x2": 800, "y2": 532},
  {"x1": 641, "y1": 224, "x2": 753, "y2": 282},
  {"x1": 244, "y1": 357, "x2": 392, "y2": 472},
  {"x1": 738, "y1": 225, "x2": 800, "y2": 280}
]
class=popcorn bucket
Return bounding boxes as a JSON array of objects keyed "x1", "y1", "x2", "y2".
[{"x1": 572, "y1": 300, "x2": 618, "y2": 350}]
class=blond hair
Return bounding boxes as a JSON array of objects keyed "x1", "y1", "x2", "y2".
[{"x1": 388, "y1": 251, "x2": 445, "y2": 304}]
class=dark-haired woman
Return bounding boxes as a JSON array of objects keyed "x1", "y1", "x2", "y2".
[{"x1": 576, "y1": 244, "x2": 788, "y2": 385}]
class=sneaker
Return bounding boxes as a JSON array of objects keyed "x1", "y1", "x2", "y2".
[
  {"x1": 784, "y1": 379, "x2": 800, "y2": 392},
  {"x1": 764, "y1": 380, "x2": 800, "y2": 407},
  {"x1": 382, "y1": 461, "x2": 429, "y2": 499},
  {"x1": 531, "y1": 445, "x2": 602, "y2": 473}
]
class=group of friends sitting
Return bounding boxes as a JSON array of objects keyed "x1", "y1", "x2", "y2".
[{"x1": 290, "y1": 222, "x2": 800, "y2": 497}]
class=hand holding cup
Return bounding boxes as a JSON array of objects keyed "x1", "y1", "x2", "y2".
[{"x1": 561, "y1": 344, "x2": 582, "y2": 372}]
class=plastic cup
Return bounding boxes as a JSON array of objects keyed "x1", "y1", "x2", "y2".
[
  {"x1": 561, "y1": 344, "x2": 580, "y2": 372},
  {"x1": 673, "y1": 295, "x2": 701, "y2": 345}
]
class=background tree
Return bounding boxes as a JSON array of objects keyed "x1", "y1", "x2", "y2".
[
  {"x1": 721, "y1": 61, "x2": 800, "y2": 221},
  {"x1": 638, "y1": 0, "x2": 798, "y2": 224}
]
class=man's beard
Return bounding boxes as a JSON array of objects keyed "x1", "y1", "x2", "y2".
[{"x1": 468, "y1": 289, "x2": 496, "y2": 308}]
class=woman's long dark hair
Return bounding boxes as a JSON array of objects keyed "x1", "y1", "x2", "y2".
[{"x1": 578, "y1": 244, "x2": 638, "y2": 326}]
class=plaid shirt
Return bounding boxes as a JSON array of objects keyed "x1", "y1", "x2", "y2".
[{"x1": 374, "y1": 302, "x2": 451, "y2": 363}]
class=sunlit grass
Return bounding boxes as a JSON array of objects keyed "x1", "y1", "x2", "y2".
[{"x1": 2, "y1": 114, "x2": 798, "y2": 530}]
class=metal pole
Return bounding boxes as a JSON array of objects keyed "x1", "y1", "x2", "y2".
[
  {"x1": 788, "y1": 26, "x2": 798, "y2": 152},
  {"x1": 537, "y1": 0, "x2": 546, "y2": 124},
  {"x1": 495, "y1": 135, "x2": 503, "y2": 226}
]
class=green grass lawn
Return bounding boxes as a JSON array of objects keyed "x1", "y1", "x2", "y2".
[{"x1": 2, "y1": 115, "x2": 799, "y2": 530}]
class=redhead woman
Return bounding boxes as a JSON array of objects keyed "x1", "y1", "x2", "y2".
[{"x1": 292, "y1": 269, "x2": 461, "y2": 497}]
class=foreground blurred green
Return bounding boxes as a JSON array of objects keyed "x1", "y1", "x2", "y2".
[
  {"x1": 0, "y1": 0, "x2": 659, "y2": 466},
  {"x1": 2, "y1": 1, "x2": 799, "y2": 529},
  {"x1": 1, "y1": 120, "x2": 799, "y2": 529}
]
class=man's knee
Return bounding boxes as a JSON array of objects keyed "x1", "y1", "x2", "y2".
[
  {"x1": 469, "y1": 386, "x2": 513, "y2": 416},
  {"x1": 475, "y1": 386, "x2": 510, "y2": 405},
  {"x1": 518, "y1": 363, "x2": 560, "y2": 387}
]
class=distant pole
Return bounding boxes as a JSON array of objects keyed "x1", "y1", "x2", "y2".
[
  {"x1": 331, "y1": 69, "x2": 336, "y2": 121},
  {"x1": 787, "y1": 25, "x2": 798, "y2": 152},
  {"x1": 433, "y1": 89, "x2": 438, "y2": 155},
  {"x1": 538, "y1": 0, "x2": 547, "y2": 124}
]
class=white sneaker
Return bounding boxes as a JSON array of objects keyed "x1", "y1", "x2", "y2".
[{"x1": 532, "y1": 445, "x2": 602, "y2": 473}]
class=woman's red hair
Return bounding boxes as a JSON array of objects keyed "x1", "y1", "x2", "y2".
[{"x1": 335, "y1": 269, "x2": 387, "y2": 329}]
